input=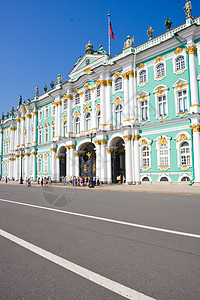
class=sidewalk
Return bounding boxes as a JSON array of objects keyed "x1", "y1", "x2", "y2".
[{"x1": 1, "y1": 180, "x2": 200, "y2": 194}]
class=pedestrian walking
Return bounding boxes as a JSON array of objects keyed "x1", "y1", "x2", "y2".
[{"x1": 5, "y1": 176, "x2": 8, "y2": 185}]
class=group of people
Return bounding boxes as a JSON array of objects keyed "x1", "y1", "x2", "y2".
[
  {"x1": 60, "y1": 175, "x2": 100, "y2": 186},
  {"x1": 37, "y1": 177, "x2": 52, "y2": 187}
]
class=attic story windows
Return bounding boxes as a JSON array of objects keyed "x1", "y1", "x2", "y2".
[
  {"x1": 75, "y1": 94, "x2": 80, "y2": 105},
  {"x1": 115, "y1": 77, "x2": 122, "y2": 91},
  {"x1": 85, "y1": 89, "x2": 91, "y2": 102},
  {"x1": 156, "y1": 63, "x2": 165, "y2": 78},
  {"x1": 176, "y1": 56, "x2": 185, "y2": 71}
]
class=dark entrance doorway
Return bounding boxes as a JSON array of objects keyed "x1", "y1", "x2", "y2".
[
  {"x1": 111, "y1": 137, "x2": 125, "y2": 183},
  {"x1": 79, "y1": 142, "x2": 96, "y2": 177},
  {"x1": 59, "y1": 146, "x2": 66, "y2": 177}
]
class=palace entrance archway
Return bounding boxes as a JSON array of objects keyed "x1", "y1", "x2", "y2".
[
  {"x1": 79, "y1": 142, "x2": 96, "y2": 177},
  {"x1": 111, "y1": 137, "x2": 125, "y2": 183},
  {"x1": 59, "y1": 146, "x2": 66, "y2": 177}
]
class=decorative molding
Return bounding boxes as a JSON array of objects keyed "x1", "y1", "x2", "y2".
[
  {"x1": 138, "y1": 63, "x2": 144, "y2": 69},
  {"x1": 84, "y1": 67, "x2": 91, "y2": 74},
  {"x1": 113, "y1": 71, "x2": 121, "y2": 78},
  {"x1": 106, "y1": 79, "x2": 112, "y2": 86},
  {"x1": 122, "y1": 73, "x2": 129, "y2": 80},
  {"x1": 84, "y1": 82, "x2": 90, "y2": 88},
  {"x1": 174, "y1": 47, "x2": 183, "y2": 54},
  {"x1": 180, "y1": 134, "x2": 187, "y2": 140},
  {"x1": 186, "y1": 46, "x2": 196, "y2": 55},
  {"x1": 66, "y1": 95, "x2": 73, "y2": 100},
  {"x1": 155, "y1": 56, "x2": 163, "y2": 63},
  {"x1": 190, "y1": 125, "x2": 200, "y2": 132},
  {"x1": 123, "y1": 135, "x2": 132, "y2": 141},
  {"x1": 100, "y1": 80, "x2": 107, "y2": 86},
  {"x1": 175, "y1": 82, "x2": 187, "y2": 90},
  {"x1": 115, "y1": 97, "x2": 121, "y2": 106},
  {"x1": 107, "y1": 149, "x2": 112, "y2": 154},
  {"x1": 74, "y1": 88, "x2": 79, "y2": 94},
  {"x1": 133, "y1": 135, "x2": 140, "y2": 141},
  {"x1": 26, "y1": 114, "x2": 32, "y2": 119},
  {"x1": 91, "y1": 87, "x2": 95, "y2": 92},
  {"x1": 21, "y1": 116, "x2": 25, "y2": 121},
  {"x1": 158, "y1": 137, "x2": 168, "y2": 145}
]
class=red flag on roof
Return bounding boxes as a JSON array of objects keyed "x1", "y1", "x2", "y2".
[{"x1": 109, "y1": 20, "x2": 115, "y2": 40}]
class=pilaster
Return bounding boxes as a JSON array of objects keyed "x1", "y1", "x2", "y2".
[
  {"x1": 133, "y1": 131, "x2": 141, "y2": 184},
  {"x1": 123, "y1": 135, "x2": 132, "y2": 184},
  {"x1": 106, "y1": 79, "x2": 112, "y2": 130},
  {"x1": 190, "y1": 125, "x2": 200, "y2": 182},
  {"x1": 95, "y1": 140, "x2": 101, "y2": 181}
]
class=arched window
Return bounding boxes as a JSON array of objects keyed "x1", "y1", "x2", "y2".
[
  {"x1": 52, "y1": 124, "x2": 55, "y2": 139},
  {"x1": 63, "y1": 121, "x2": 67, "y2": 137},
  {"x1": 44, "y1": 155, "x2": 48, "y2": 173},
  {"x1": 75, "y1": 117, "x2": 80, "y2": 134},
  {"x1": 38, "y1": 129, "x2": 42, "y2": 144},
  {"x1": 139, "y1": 70, "x2": 147, "y2": 83},
  {"x1": 142, "y1": 177, "x2": 150, "y2": 181},
  {"x1": 85, "y1": 89, "x2": 91, "y2": 102},
  {"x1": 115, "y1": 104, "x2": 122, "y2": 125},
  {"x1": 75, "y1": 94, "x2": 80, "y2": 105},
  {"x1": 180, "y1": 142, "x2": 190, "y2": 166},
  {"x1": 115, "y1": 77, "x2": 122, "y2": 91},
  {"x1": 85, "y1": 113, "x2": 91, "y2": 131},
  {"x1": 158, "y1": 95, "x2": 167, "y2": 117},
  {"x1": 142, "y1": 146, "x2": 150, "y2": 167},
  {"x1": 160, "y1": 176, "x2": 168, "y2": 182},
  {"x1": 176, "y1": 56, "x2": 185, "y2": 71},
  {"x1": 159, "y1": 144, "x2": 169, "y2": 167},
  {"x1": 44, "y1": 127, "x2": 49, "y2": 143},
  {"x1": 181, "y1": 176, "x2": 190, "y2": 181},
  {"x1": 38, "y1": 157, "x2": 42, "y2": 173},
  {"x1": 141, "y1": 100, "x2": 148, "y2": 121},
  {"x1": 63, "y1": 99, "x2": 67, "y2": 110},
  {"x1": 97, "y1": 110, "x2": 101, "y2": 129},
  {"x1": 96, "y1": 85, "x2": 101, "y2": 98},
  {"x1": 156, "y1": 63, "x2": 165, "y2": 77}
]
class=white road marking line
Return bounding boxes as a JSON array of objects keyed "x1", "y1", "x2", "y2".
[
  {"x1": 0, "y1": 198, "x2": 200, "y2": 239},
  {"x1": 0, "y1": 229, "x2": 155, "y2": 300}
]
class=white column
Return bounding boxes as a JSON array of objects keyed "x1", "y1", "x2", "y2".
[
  {"x1": 106, "y1": 149, "x2": 112, "y2": 183},
  {"x1": 57, "y1": 101, "x2": 62, "y2": 138},
  {"x1": 32, "y1": 111, "x2": 37, "y2": 146},
  {"x1": 100, "y1": 80, "x2": 106, "y2": 131},
  {"x1": 80, "y1": 92, "x2": 84, "y2": 135},
  {"x1": 187, "y1": 46, "x2": 200, "y2": 113},
  {"x1": 66, "y1": 146, "x2": 70, "y2": 180},
  {"x1": 16, "y1": 117, "x2": 21, "y2": 148},
  {"x1": 129, "y1": 71, "x2": 135, "y2": 121},
  {"x1": 20, "y1": 114, "x2": 25, "y2": 147},
  {"x1": 14, "y1": 153, "x2": 19, "y2": 180},
  {"x1": 106, "y1": 79, "x2": 112, "y2": 130},
  {"x1": 124, "y1": 136, "x2": 132, "y2": 184},
  {"x1": 26, "y1": 112, "x2": 31, "y2": 147},
  {"x1": 74, "y1": 153, "x2": 80, "y2": 177},
  {"x1": 122, "y1": 73, "x2": 129, "y2": 124},
  {"x1": 134, "y1": 132, "x2": 141, "y2": 184},
  {"x1": 100, "y1": 140, "x2": 107, "y2": 182},
  {"x1": 32, "y1": 150, "x2": 36, "y2": 181},
  {"x1": 91, "y1": 87, "x2": 96, "y2": 131},
  {"x1": 56, "y1": 154, "x2": 60, "y2": 182},
  {"x1": 67, "y1": 93, "x2": 73, "y2": 136},
  {"x1": 24, "y1": 152, "x2": 30, "y2": 179},
  {"x1": 95, "y1": 141, "x2": 101, "y2": 181},
  {"x1": 51, "y1": 148, "x2": 57, "y2": 182},
  {"x1": 192, "y1": 126, "x2": 200, "y2": 182},
  {"x1": 131, "y1": 137, "x2": 135, "y2": 183},
  {"x1": 70, "y1": 145, "x2": 75, "y2": 176}
]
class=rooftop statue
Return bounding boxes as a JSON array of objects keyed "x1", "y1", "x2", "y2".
[
  {"x1": 165, "y1": 17, "x2": 172, "y2": 31},
  {"x1": 50, "y1": 80, "x2": 54, "y2": 89},
  {"x1": 123, "y1": 35, "x2": 134, "y2": 50},
  {"x1": 97, "y1": 44, "x2": 107, "y2": 54},
  {"x1": 147, "y1": 26, "x2": 154, "y2": 40},
  {"x1": 85, "y1": 41, "x2": 94, "y2": 54},
  {"x1": 184, "y1": 0, "x2": 192, "y2": 18},
  {"x1": 44, "y1": 84, "x2": 47, "y2": 92},
  {"x1": 74, "y1": 56, "x2": 82, "y2": 67},
  {"x1": 35, "y1": 85, "x2": 39, "y2": 97},
  {"x1": 2, "y1": 112, "x2": 4, "y2": 120},
  {"x1": 57, "y1": 74, "x2": 62, "y2": 84},
  {"x1": 19, "y1": 95, "x2": 22, "y2": 105}
]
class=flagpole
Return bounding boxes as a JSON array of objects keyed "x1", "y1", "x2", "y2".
[{"x1": 108, "y1": 14, "x2": 111, "y2": 56}]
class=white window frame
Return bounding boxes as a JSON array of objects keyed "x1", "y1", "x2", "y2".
[
  {"x1": 44, "y1": 127, "x2": 49, "y2": 143},
  {"x1": 155, "y1": 135, "x2": 171, "y2": 170},
  {"x1": 154, "y1": 60, "x2": 166, "y2": 80},
  {"x1": 38, "y1": 129, "x2": 42, "y2": 144},
  {"x1": 96, "y1": 85, "x2": 101, "y2": 98},
  {"x1": 96, "y1": 110, "x2": 101, "y2": 129},
  {"x1": 138, "y1": 68, "x2": 148, "y2": 86},
  {"x1": 74, "y1": 94, "x2": 80, "y2": 105},
  {"x1": 137, "y1": 91, "x2": 150, "y2": 123},
  {"x1": 63, "y1": 121, "x2": 67, "y2": 137},
  {"x1": 153, "y1": 85, "x2": 169, "y2": 120},
  {"x1": 174, "y1": 131, "x2": 191, "y2": 169},
  {"x1": 63, "y1": 99, "x2": 68, "y2": 110},
  {"x1": 139, "y1": 137, "x2": 152, "y2": 170},
  {"x1": 43, "y1": 154, "x2": 48, "y2": 173},
  {"x1": 51, "y1": 124, "x2": 55, "y2": 139},
  {"x1": 114, "y1": 77, "x2": 123, "y2": 93},
  {"x1": 85, "y1": 89, "x2": 91, "y2": 102},
  {"x1": 172, "y1": 78, "x2": 189, "y2": 116},
  {"x1": 85, "y1": 112, "x2": 91, "y2": 131},
  {"x1": 75, "y1": 117, "x2": 80, "y2": 134},
  {"x1": 115, "y1": 104, "x2": 123, "y2": 126},
  {"x1": 45, "y1": 107, "x2": 49, "y2": 119},
  {"x1": 37, "y1": 156, "x2": 42, "y2": 173},
  {"x1": 38, "y1": 110, "x2": 42, "y2": 121},
  {"x1": 173, "y1": 49, "x2": 187, "y2": 74},
  {"x1": 52, "y1": 105, "x2": 55, "y2": 116}
]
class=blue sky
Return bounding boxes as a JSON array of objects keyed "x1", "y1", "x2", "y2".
[{"x1": 0, "y1": 0, "x2": 199, "y2": 115}]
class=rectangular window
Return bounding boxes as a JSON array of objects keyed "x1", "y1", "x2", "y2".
[
  {"x1": 178, "y1": 90, "x2": 188, "y2": 113},
  {"x1": 158, "y1": 96, "x2": 167, "y2": 117},
  {"x1": 141, "y1": 100, "x2": 148, "y2": 121},
  {"x1": 45, "y1": 108, "x2": 49, "y2": 118},
  {"x1": 52, "y1": 126, "x2": 55, "y2": 138},
  {"x1": 39, "y1": 111, "x2": 42, "y2": 120},
  {"x1": 38, "y1": 130, "x2": 42, "y2": 144},
  {"x1": 45, "y1": 128, "x2": 48, "y2": 143},
  {"x1": 52, "y1": 106, "x2": 55, "y2": 116}
]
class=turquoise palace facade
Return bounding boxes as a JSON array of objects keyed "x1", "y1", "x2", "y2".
[{"x1": 0, "y1": 9, "x2": 200, "y2": 184}]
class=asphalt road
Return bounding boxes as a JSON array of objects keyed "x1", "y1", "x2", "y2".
[{"x1": 0, "y1": 185, "x2": 200, "y2": 300}]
